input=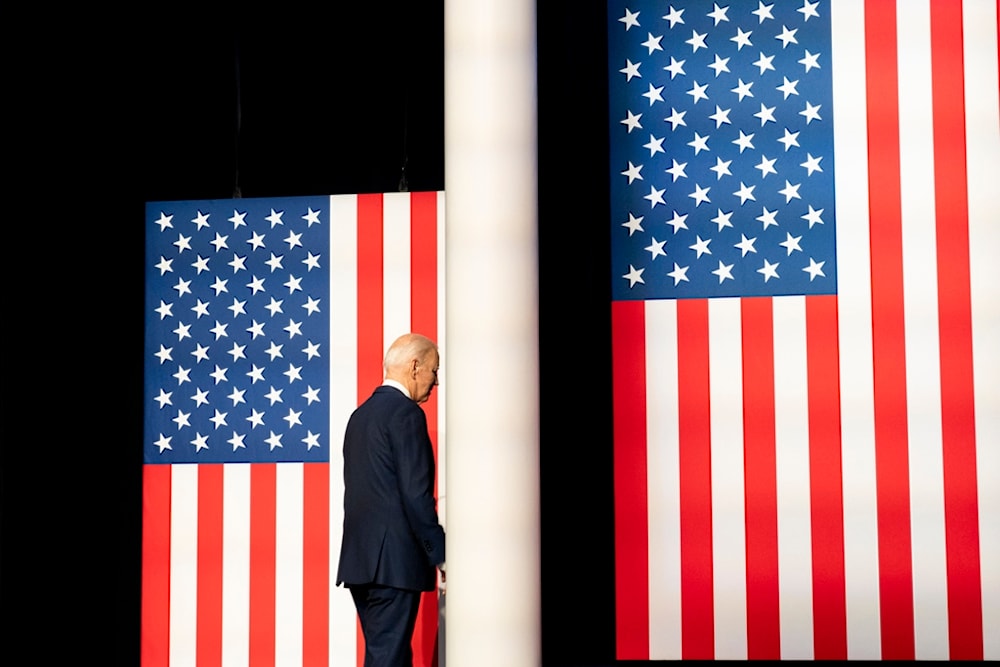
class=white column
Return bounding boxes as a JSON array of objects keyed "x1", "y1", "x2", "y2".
[{"x1": 444, "y1": 0, "x2": 540, "y2": 665}]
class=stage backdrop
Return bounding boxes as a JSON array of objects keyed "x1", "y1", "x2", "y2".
[
  {"x1": 141, "y1": 192, "x2": 446, "y2": 667},
  {"x1": 608, "y1": 0, "x2": 998, "y2": 661}
]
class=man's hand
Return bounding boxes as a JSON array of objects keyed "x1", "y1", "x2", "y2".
[{"x1": 438, "y1": 562, "x2": 446, "y2": 593}]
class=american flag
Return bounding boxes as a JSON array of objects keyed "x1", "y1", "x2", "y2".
[
  {"x1": 142, "y1": 191, "x2": 446, "y2": 667},
  {"x1": 609, "y1": 0, "x2": 998, "y2": 661}
]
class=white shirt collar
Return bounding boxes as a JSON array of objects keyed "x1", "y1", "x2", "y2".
[{"x1": 382, "y1": 378, "x2": 411, "y2": 400}]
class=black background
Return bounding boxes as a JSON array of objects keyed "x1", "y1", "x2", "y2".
[{"x1": 4, "y1": 3, "x2": 619, "y2": 665}]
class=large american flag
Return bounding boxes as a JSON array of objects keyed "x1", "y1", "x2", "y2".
[
  {"x1": 609, "y1": 0, "x2": 998, "y2": 660},
  {"x1": 142, "y1": 192, "x2": 446, "y2": 667}
]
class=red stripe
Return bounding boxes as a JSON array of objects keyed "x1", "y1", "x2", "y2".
[
  {"x1": 864, "y1": 1, "x2": 915, "y2": 658},
  {"x1": 611, "y1": 300, "x2": 648, "y2": 660},
  {"x1": 929, "y1": 1, "x2": 984, "y2": 658},
  {"x1": 740, "y1": 297, "x2": 780, "y2": 659},
  {"x1": 303, "y1": 463, "x2": 330, "y2": 666},
  {"x1": 409, "y1": 192, "x2": 440, "y2": 667},
  {"x1": 141, "y1": 465, "x2": 172, "y2": 667},
  {"x1": 676, "y1": 299, "x2": 714, "y2": 659},
  {"x1": 197, "y1": 464, "x2": 224, "y2": 667},
  {"x1": 805, "y1": 295, "x2": 847, "y2": 659},
  {"x1": 249, "y1": 464, "x2": 277, "y2": 667}
]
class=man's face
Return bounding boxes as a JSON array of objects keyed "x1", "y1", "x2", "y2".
[{"x1": 413, "y1": 350, "x2": 440, "y2": 404}]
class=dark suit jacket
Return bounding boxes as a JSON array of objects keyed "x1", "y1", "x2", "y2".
[{"x1": 336, "y1": 385, "x2": 446, "y2": 592}]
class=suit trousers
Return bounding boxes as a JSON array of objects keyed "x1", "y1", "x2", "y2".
[{"x1": 350, "y1": 584, "x2": 423, "y2": 667}]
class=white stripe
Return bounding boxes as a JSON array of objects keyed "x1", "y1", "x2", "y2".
[
  {"x1": 329, "y1": 194, "x2": 359, "y2": 665},
  {"x1": 830, "y1": 0, "x2": 882, "y2": 658},
  {"x1": 645, "y1": 299, "x2": 682, "y2": 660},
  {"x1": 222, "y1": 463, "x2": 251, "y2": 667},
  {"x1": 773, "y1": 297, "x2": 814, "y2": 659},
  {"x1": 275, "y1": 463, "x2": 304, "y2": 666},
  {"x1": 709, "y1": 297, "x2": 747, "y2": 659},
  {"x1": 384, "y1": 192, "x2": 412, "y2": 342},
  {"x1": 169, "y1": 464, "x2": 199, "y2": 667},
  {"x1": 437, "y1": 191, "x2": 448, "y2": 528},
  {"x1": 896, "y1": 3, "x2": 950, "y2": 658},
  {"x1": 965, "y1": 0, "x2": 1000, "y2": 659}
]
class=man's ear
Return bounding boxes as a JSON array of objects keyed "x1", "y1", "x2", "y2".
[{"x1": 411, "y1": 359, "x2": 420, "y2": 377}]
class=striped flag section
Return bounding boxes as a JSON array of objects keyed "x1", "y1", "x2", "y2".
[
  {"x1": 611, "y1": 0, "x2": 999, "y2": 660},
  {"x1": 141, "y1": 191, "x2": 445, "y2": 667}
]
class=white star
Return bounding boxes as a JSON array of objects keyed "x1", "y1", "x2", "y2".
[
  {"x1": 619, "y1": 8, "x2": 640, "y2": 30},
  {"x1": 620, "y1": 59, "x2": 642, "y2": 81},
  {"x1": 667, "y1": 262, "x2": 690, "y2": 285},
  {"x1": 191, "y1": 343, "x2": 210, "y2": 363},
  {"x1": 776, "y1": 25, "x2": 799, "y2": 49},
  {"x1": 779, "y1": 180, "x2": 802, "y2": 202},
  {"x1": 154, "y1": 388, "x2": 173, "y2": 408},
  {"x1": 644, "y1": 185, "x2": 666, "y2": 208},
  {"x1": 707, "y1": 3, "x2": 729, "y2": 25},
  {"x1": 689, "y1": 235, "x2": 712, "y2": 258},
  {"x1": 754, "y1": 103, "x2": 776, "y2": 126},
  {"x1": 803, "y1": 257, "x2": 826, "y2": 281},
  {"x1": 641, "y1": 32, "x2": 663, "y2": 53},
  {"x1": 752, "y1": 1, "x2": 775, "y2": 23},
  {"x1": 302, "y1": 340, "x2": 322, "y2": 360},
  {"x1": 173, "y1": 366, "x2": 192, "y2": 385},
  {"x1": 246, "y1": 320, "x2": 266, "y2": 339},
  {"x1": 265, "y1": 431, "x2": 284, "y2": 451},
  {"x1": 302, "y1": 252, "x2": 321, "y2": 271},
  {"x1": 686, "y1": 80, "x2": 709, "y2": 103},
  {"x1": 799, "y1": 50, "x2": 821, "y2": 72},
  {"x1": 228, "y1": 387, "x2": 246, "y2": 406},
  {"x1": 755, "y1": 154, "x2": 778, "y2": 178},
  {"x1": 228, "y1": 342, "x2": 246, "y2": 361},
  {"x1": 688, "y1": 131, "x2": 710, "y2": 155},
  {"x1": 228, "y1": 210, "x2": 247, "y2": 228},
  {"x1": 210, "y1": 364, "x2": 229, "y2": 384},
  {"x1": 265, "y1": 297, "x2": 284, "y2": 316},
  {"x1": 302, "y1": 386, "x2": 322, "y2": 405},
  {"x1": 191, "y1": 211, "x2": 211, "y2": 230},
  {"x1": 303, "y1": 431, "x2": 322, "y2": 450},
  {"x1": 265, "y1": 252, "x2": 284, "y2": 272},
  {"x1": 801, "y1": 153, "x2": 823, "y2": 176},
  {"x1": 709, "y1": 105, "x2": 732, "y2": 128},
  {"x1": 266, "y1": 385, "x2": 284, "y2": 406},
  {"x1": 665, "y1": 159, "x2": 688, "y2": 181},
  {"x1": 643, "y1": 134, "x2": 665, "y2": 156},
  {"x1": 174, "y1": 234, "x2": 192, "y2": 254},
  {"x1": 155, "y1": 344, "x2": 173, "y2": 364},
  {"x1": 757, "y1": 206, "x2": 779, "y2": 229},
  {"x1": 246, "y1": 409, "x2": 265, "y2": 429},
  {"x1": 228, "y1": 431, "x2": 247, "y2": 451},
  {"x1": 777, "y1": 76, "x2": 800, "y2": 99},
  {"x1": 622, "y1": 212, "x2": 645, "y2": 236},
  {"x1": 621, "y1": 110, "x2": 643, "y2": 133},
  {"x1": 229, "y1": 297, "x2": 247, "y2": 317},
  {"x1": 246, "y1": 231, "x2": 266, "y2": 251},
  {"x1": 753, "y1": 52, "x2": 776, "y2": 74},
  {"x1": 780, "y1": 232, "x2": 803, "y2": 255},
  {"x1": 190, "y1": 387, "x2": 210, "y2": 407},
  {"x1": 191, "y1": 299, "x2": 210, "y2": 319},
  {"x1": 798, "y1": 0, "x2": 820, "y2": 21},
  {"x1": 302, "y1": 208, "x2": 321, "y2": 226},
  {"x1": 191, "y1": 433, "x2": 210, "y2": 452},
  {"x1": 622, "y1": 161, "x2": 644, "y2": 183},
  {"x1": 800, "y1": 101, "x2": 822, "y2": 124},
  {"x1": 731, "y1": 78, "x2": 754, "y2": 101},
  {"x1": 302, "y1": 296, "x2": 322, "y2": 316},
  {"x1": 265, "y1": 209, "x2": 285, "y2": 228},
  {"x1": 645, "y1": 237, "x2": 667, "y2": 260},
  {"x1": 732, "y1": 130, "x2": 756, "y2": 153},
  {"x1": 246, "y1": 275, "x2": 266, "y2": 294},
  {"x1": 686, "y1": 30, "x2": 708, "y2": 52},
  {"x1": 173, "y1": 409, "x2": 191, "y2": 430},
  {"x1": 666, "y1": 210, "x2": 689, "y2": 233},
  {"x1": 284, "y1": 408, "x2": 303, "y2": 428},
  {"x1": 210, "y1": 409, "x2": 228, "y2": 429},
  {"x1": 734, "y1": 182, "x2": 757, "y2": 205},
  {"x1": 712, "y1": 260, "x2": 735, "y2": 283},
  {"x1": 664, "y1": 107, "x2": 687, "y2": 130},
  {"x1": 663, "y1": 56, "x2": 686, "y2": 79},
  {"x1": 210, "y1": 276, "x2": 229, "y2": 296},
  {"x1": 246, "y1": 365, "x2": 265, "y2": 384},
  {"x1": 778, "y1": 128, "x2": 801, "y2": 151},
  {"x1": 712, "y1": 209, "x2": 734, "y2": 231},
  {"x1": 229, "y1": 253, "x2": 248, "y2": 273},
  {"x1": 265, "y1": 341, "x2": 284, "y2": 361},
  {"x1": 642, "y1": 83, "x2": 665, "y2": 105},
  {"x1": 802, "y1": 205, "x2": 825, "y2": 228},
  {"x1": 731, "y1": 27, "x2": 753, "y2": 50},
  {"x1": 663, "y1": 5, "x2": 685, "y2": 27},
  {"x1": 623, "y1": 265, "x2": 645, "y2": 287},
  {"x1": 708, "y1": 54, "x2": 730, "y2": 77},
  {"x1": 155, "y1": 212, "x2": 174, "y2": 231},
  {"x1": 689, "y1": 184, "x2": 712, "y2": 207},
  {"x1": 173, "y1": 321, "x2": 191, "y2": 340},
  {"x1": 284, "y1": 319, "x2": 303, "y2": 338},
  {"x1": 173, "y1": 277, "x2": 192, "y2": 297},
  {"x1": 735, "y1": 234, "x2": 758, "y2": 256},
  {"x1": 210, "y1": 320, "x2": 229, "y2": 340},
  {"x1": 284, "y1": 275, "x2": 303, "y2": 293},
  {"x1": 757, "y1": 258, "x2": 780, "y2": 282},
  {"x1": 154, "y1": 433, "x2": 172, "y2": 453},
  {"x1": 710, "y1": 156, "x2": 732, "y2": 180},
  {"x1": 155, "y1": 256, "x2": 174, "y2": 275}
]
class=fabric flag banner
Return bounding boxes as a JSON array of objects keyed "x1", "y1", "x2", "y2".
[
  {"x1": 609, "y1": 0, "x2": 998, "y2": 661},
  {"x1": 141, "y1": 191, "x2": 446, "y2": 667}
]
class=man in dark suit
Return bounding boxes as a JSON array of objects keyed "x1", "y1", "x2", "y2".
[{"x1": 337, "y1": 332, "x2": 446, "y2": 667}]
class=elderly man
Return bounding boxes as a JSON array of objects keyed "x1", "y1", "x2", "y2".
[{"x1": 336, "y1": 333, "x2": 446, "y2": 667}]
